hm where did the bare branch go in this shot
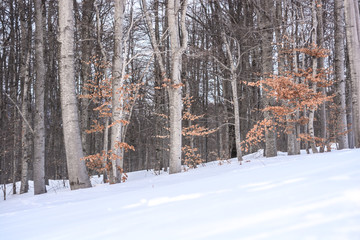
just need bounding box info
[4,92,34,134]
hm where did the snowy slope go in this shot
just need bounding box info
[1,149,360,240]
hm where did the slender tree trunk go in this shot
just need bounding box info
[335,0,349,149]
[317,0,327,152]
[110,0,126,183]
[19,72,30,194]
[231,74,243,162]
[299,5,308,154]
[12,114,19,194]
[58,0,91,190]
[223,102,230,159]
[291,11,300,155]
[308,0,319,154]
[344,0,360,147]
[215,76,224,158]
[33,0,47,195]
[185,81,194,150]
[220,30,243,162]
[346,65,355,148]
[19,0,31,194]
[222,73,231,158]
[154,0,165,171]
[259,0,277,157]
[295,109,301,154]
[167,0,188,174]
[80,0,94,157]
[142,0,169,171]
[103,117,109,183]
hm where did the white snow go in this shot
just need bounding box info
[1,149,360,240]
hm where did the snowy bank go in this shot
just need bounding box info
[1,149,360,240]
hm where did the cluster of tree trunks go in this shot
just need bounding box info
[0,0,359,195]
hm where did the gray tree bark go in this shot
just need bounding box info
[289,8,300,156]
[317,1,327,152]
[167,0,188,174]
[335,0,349,149]
[259,0,277,157]
[142,0,169,171]
[344,0,360,148]
[308,0,319,154]
[110,0,126,183]
[80,0,95,157]
[59,0,91,190]
[294,20,301,155]
[220,31,243,163]
[33,0,46,195]
[19,0,31,194]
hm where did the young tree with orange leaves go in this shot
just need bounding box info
[242,45,333,155]
[182,89,217,169]
[80,55,142,182]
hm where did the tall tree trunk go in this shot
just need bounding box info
[19,0,31,194]
[346,62,355,148]
[344,0,360,148]
[167,0,188,174]
[294,31,301,155]
[80,0,94,157]
[33,0,46,195]
[58,0,91,190]
[289,6,300,155]
[308,0,319,154]
[220,31,243,162]
[154,0,165,171]
[110,0,126,183]
[231,73,243,162]
[335,0,349,149]
[317,1,327,152]
[142,0,169,171]
[259,0,277,157]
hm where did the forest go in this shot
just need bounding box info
[0,0,360,195]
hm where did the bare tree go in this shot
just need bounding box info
[141,0,188,173]
[317,0,327,153]
[167,0,188,173]
[344,0,360,148]
[222,33,243,163]
[308,0,319,154]
[33,0,47,195]
[259,0,277,157]
[110,0,126,183]
[80,0,95,157]
[141,0,168,171]
[19,0,31,194]
[58,0,91,190]
[335,0,349,149]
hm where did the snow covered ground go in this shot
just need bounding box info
[1,149,360,240]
